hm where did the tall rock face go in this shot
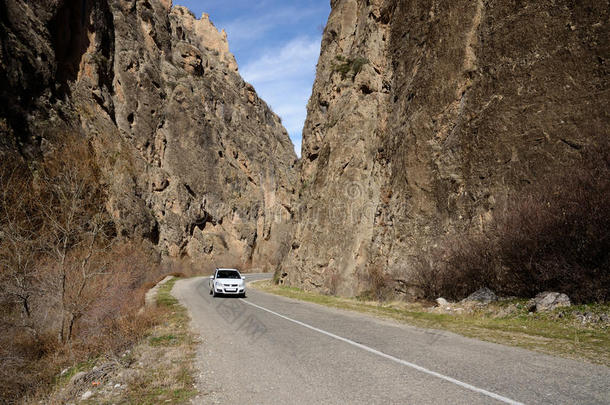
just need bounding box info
[0,0,297,270]
[280,0,608,295]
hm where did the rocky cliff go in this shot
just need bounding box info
[280,0,609,296]
[0,0,297,270]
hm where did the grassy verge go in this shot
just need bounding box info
[252,281,610,366]
[122,277,198,404]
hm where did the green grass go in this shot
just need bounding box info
[156,277,191,327]
[252,281,610,366]
[157,277,180,307]
[149,334,180,347]
[332,55,369,80]
[53,358,98,388]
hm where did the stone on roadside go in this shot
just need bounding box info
[436,297,449,307]
[463,287,497,304]
[528,292,571,312]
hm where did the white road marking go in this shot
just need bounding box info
[239,298,524,405]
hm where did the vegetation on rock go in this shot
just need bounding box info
[332,54,369,80]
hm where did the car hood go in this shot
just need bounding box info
[214,278,244,284]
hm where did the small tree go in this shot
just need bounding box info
[0,158,43,330]
[0,136,163,402]
[34,136,116,342]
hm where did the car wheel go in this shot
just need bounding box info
[212,290,217,297]
[209,288,212,295]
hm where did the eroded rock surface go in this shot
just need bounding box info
[0,0,297,270]
[279,0,609,295]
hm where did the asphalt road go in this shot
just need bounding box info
[173,274,610,404]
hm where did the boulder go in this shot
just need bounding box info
[463,288,497,304]
[435,297,449,307]
[528,292,571,312]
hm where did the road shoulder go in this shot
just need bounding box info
[251,280,610,366]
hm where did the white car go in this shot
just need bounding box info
[209,268,246,297]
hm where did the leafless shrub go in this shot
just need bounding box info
[414,143,610,303]
[160,256,209,279]
[324,268,343,295]
[411,257,443,299]
[359,263,394,301]
[0,136,165,403]
[0,156,42,328]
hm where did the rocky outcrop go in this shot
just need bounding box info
[528,292,571,312]
[0,0,297,270]
[279,0,609,295]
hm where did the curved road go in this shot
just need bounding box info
[173,274,609,404]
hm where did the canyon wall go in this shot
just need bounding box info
[280,0,609,296]
[0,0,297,270]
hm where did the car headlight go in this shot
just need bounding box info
[215,282,221,287]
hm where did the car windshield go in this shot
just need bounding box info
[216,270,240,279]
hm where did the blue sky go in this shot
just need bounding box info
[173,0,331,156]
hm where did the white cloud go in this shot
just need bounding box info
[241,37,320,158]
[219,6,324,49]
[241,37,320,83]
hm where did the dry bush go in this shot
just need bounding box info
[0,136,166,403]
[13,250,162,403]
[414,143,610,303]
[0,156,53,402]
[159,256,207,280]
[36,136,115,344]
[411,258,443,299]
[0,330,64,403]
[359,263,394,301]
[323,268,343,295]
[0,157,43,325]
[71,241,162,354]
